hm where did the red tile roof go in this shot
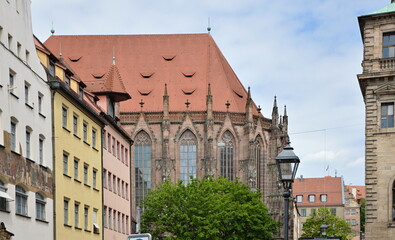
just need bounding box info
[293,176,344,206]
[44,34,262,114]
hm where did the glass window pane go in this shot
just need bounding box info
[384,35,389,46]
[389,105,394,115]
[390,35,395,45]
[390,47,395,58]
[389,116,394,128]
[383,48,389,58]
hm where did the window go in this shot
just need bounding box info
[122,181,125,198]
[38,94,43,114]
[135,131,152,207]
[24,82,30,105]
[381,103,394,128]
[308,195,315,203]
[65,75,70,86]
[63,153,69,175]
[108,98,115,117]
[296,195,303,203]
[117,141,120,159]
[112,137,115,155]
[25,50,30,65]
[103,169,107,188]
[351,209,357,215]
[122,214,125,233]
[346,209,350,215]
[104,206,107,228]
[83,122,88,142]
[84,205,89,230]
[301,209,306,217]
[113,175,116,194]
[73,114,78,135]
[107,133,111,153]
[9,70,15,95]
[320,194,327,202]
[74,202,79,227]
[26,129,31,159]
[121,145,124,162]
[125,149,129,166]
[351,219,357,226]
[117,178,121,196]
[346,199,350,205]
[93,209,98,233]
[0,180,9,211]
[49,61,55,77]
[93,169,97,189]
[103,130,107,149]
[64,199,69,225]
[16,185,28,216]
[109,208,112,229]
[62,106,68,128]
[113,209,116,232]
[125,183,129,200]
[331,208,336,216]
[74,159,79,180]
[180,130,197,184]
[218,131,234,181]
[17,42,21,57]
[39,137,44,165]
[84,164,88,185]
[118,212,121,232]
[383,32,395,58]
[92,128,97,148]
[10,120,16,152]
[108,172,112,191]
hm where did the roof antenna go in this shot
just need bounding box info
[207,17,211,34]
[51,21,55,35]
[112,46,116,65]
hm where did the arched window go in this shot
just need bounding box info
[135,131,151,207]
[16,185,28,216]
[218,131,234,181]
[36,193,46,221]
[179,130,197,184]
[254,136,263,189]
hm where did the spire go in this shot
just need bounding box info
[245,86,253,123]
[284,105,287,117]
[272,96,279,127]
[163,84,169,120]
[207,17,211,34]
[247,86,251,100]
[283,105,288,133]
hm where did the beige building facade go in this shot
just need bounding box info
[358,1,395,239]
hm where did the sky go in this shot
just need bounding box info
[31,0,392,186]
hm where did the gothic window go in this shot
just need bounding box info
[218,131,234,181]
[135,131,151,207]
[179,130,197,184]
[254,136,263,189]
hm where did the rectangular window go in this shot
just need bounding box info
[301,209,306,217]
[125,149,128,166]
[74,202,79,227]
[112,137,115,155]
[108,208,112,229]
[103,169,107,188]
[351,219,357,226]
[104,206,107,228]
[118,212,121,232]
[113,210,116,232]
[11,121,16,152]
[63,153,69,175]
[125,183,129,200]
[108,172,112,191]
[351,209,357,215]
[308,195,315,203]
[92,128,97,148]
[62,106,68,128]
[49,61,55,77]
[84,205,89,230]
[122,214,125,233]
[73,114,78,135]
[122,181,125,198]
[113,175,116,194]
[126,216,129,234]
[84,164,88,185]
[74,159,79,180]
[65,75,70,86]
[26,130,31,159]
[346,209,350,215]
[24,82,30,105]
[83,122,88,142]
[9,70,15,94]
[296,195,302,203]
[381,103,394,128]
[17,42,21,57]
[39,137,44,165]
[331,208,336,216]
[103,130,107,149]
[320,194,327,202]
[38,94,43,114]
[121,145,124,162]
[383,32,395,58]
[117,141,120,159]
[93,169,97,189]
[108,133,111,153]
[117,178,121,196]
[64,199,69,225]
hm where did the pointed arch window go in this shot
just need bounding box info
[135,131,151,207]
[218,131,234,181]
[254,136,263,189]
[180,130,197,184]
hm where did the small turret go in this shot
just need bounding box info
[245,87,253,123]
[163,84,169,120]
[272,96,278,127]
[283,105,288,133]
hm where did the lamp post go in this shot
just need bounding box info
[276,142,300,240]
[320,222,328,237]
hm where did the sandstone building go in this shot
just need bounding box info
[358,1,395,239]
[44,34,290,237]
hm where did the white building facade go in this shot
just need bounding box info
[0,0,53,239]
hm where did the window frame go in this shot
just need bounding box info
[383,32,395,58]
[35,193,46,221]
[16,185,28,216]
[381,102,394,128]
[308,194,315,203]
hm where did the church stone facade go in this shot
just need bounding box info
[44,34,291,238]
[358,1,395,239]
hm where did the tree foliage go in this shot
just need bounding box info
[360,198,365,233]
[301,207,352,240]
[141,177,278,240]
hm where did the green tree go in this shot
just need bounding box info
[302,207,353,240]
[360,198,365,233]
[141,177,278,240]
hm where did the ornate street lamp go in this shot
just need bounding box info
[320,222,328,237]
[276,142,300,240]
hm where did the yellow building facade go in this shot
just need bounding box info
[35,38,104,240]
